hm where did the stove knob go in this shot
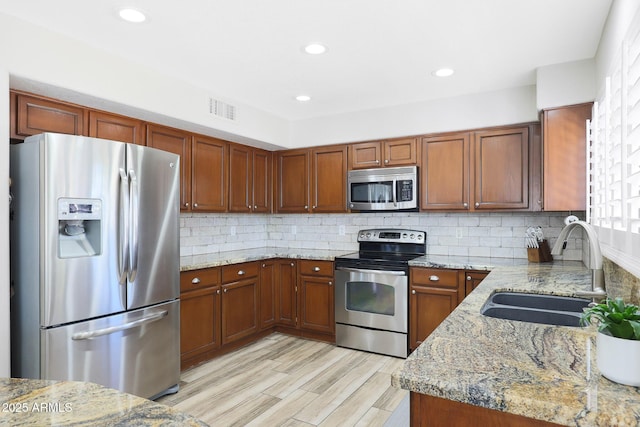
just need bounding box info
[366,232,372,238]
[418,234,424,240]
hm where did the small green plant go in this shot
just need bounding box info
[581,297,640,340]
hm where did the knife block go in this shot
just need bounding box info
[527,239,553,263]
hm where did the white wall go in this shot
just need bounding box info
[1,68,10,376]
[536,59,596,109]
[290,85,539,147]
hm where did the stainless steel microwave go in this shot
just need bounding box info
[347,166,418,211]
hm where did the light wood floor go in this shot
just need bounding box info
[158,333,409,426]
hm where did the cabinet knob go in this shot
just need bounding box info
[475,202,480,208]
[375,160,380,164]
[217,289,221,294]
[262,263,266,268]
[247,205,251,209]
[254,205,258,209]
[184,202,190,208]
[429,275,440,282]
[328,281,333,286]
[194,203,199,208]
[238,270,245,276]
[304,205,309,209]
[312,205,316,209]
[463,202,468,208]
[223,288,228,293]
[384,159,389,164]
[467,275,472,281]
[313,267,321,272]
[412,289,416,295]
[290,262,295,267]
[191,277,201,284]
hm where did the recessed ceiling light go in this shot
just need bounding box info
[432,68,455,77]
[304,43,327,55]
[295,95,311,102]
[119,8,146,23]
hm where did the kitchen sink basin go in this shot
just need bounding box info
[487,292,591,313]
[480,292,591,327]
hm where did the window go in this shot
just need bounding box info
[589,9,640,278]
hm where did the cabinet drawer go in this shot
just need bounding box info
[180,268,221,292]
[411,268,458,288]
[299,260,334,277]
[222,261,259,283]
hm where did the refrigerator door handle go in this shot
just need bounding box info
[70,310,168,340]
[128,169,139,283]
[118,168,130,285]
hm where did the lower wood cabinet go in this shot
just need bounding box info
[298,260,335,335]
[409,267,488,352]
[275,259,298,327]
[221,262,259,345]
[179,267,221,370]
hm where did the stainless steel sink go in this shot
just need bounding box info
[480,292,591,327]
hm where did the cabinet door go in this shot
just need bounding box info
[252,149,272,213]
[464,271,488,297]
[277,260,298,327]
[421,133,470,210]
[276,149,310,212]
[229,143,252,212]
[15,93,86,138]
[259,261,277,330]
[146,124,192,211]
[473,127,529,210]
[180,286,221,361]
[221,278,258,345]
[88,111,144,145]
[192,135,228,212]
[349,142,382,169]
[311,145,348,213]
[299,275,335,334]
[384,138,418,166]
[410,285,458,351]
[542,103,592,211]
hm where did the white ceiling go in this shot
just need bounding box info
[1,0,612,121]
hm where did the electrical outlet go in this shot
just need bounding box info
[456,228,463,239]
[339,225,346,236]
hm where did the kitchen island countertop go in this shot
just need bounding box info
[392,260,640,426]
[0,378,207,426]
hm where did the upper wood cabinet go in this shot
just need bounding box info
[191,135,228,212]
[349,137,419,169]
[473,125,533,210]
[421,133,470,210]
[229,143,271,213]
[11,91,87,140]
[146,124,192,211]
[541,103,592,211]
[88,111,144,145]
[276,145,347,213]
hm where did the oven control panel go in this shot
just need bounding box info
[357,228,425,243]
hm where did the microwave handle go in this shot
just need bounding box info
[392,179,397,207]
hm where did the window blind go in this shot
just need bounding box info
[589,8,640,278]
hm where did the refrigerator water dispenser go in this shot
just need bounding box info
[58,198,102,258]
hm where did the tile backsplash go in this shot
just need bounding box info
[180,211,585,261]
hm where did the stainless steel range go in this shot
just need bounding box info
[334,229,426,358]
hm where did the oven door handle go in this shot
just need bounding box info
[336,267,406,276]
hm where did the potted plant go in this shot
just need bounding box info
[581,297,640,386]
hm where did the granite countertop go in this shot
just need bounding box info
[392,260,640,426]
[180,247,352,271]
[0,378,207,426]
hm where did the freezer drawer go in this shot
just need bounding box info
[41,300,180,399]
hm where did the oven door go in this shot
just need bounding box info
[334,267,408,333]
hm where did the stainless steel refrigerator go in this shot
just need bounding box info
[10,133,181,400]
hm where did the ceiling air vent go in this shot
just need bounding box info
[209,97,237,121]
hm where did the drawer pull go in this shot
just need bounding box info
[191,277,201,284]
[313,267,321,272]
[412,289,416,295]
[467,275,472,281]
[238,270,245,276]
[291,263,295,267]
[328,281,333,286]
[429,275,440,282]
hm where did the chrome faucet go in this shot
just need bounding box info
[551,220,607,301]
